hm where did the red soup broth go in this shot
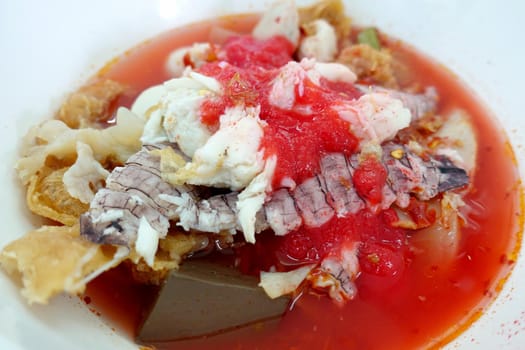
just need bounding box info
[83,14,523,350]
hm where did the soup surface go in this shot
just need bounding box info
[79,13,523,350]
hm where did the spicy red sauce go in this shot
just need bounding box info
[84,14,522,350]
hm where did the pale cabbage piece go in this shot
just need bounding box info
[169,105,266,191]
[434,109,478,175]
[17,107,144,186]
[237,155,276,243]
[26,167,89,226]
[259,265,315,299]
[0,225,126,304]
[409,193,465,267]
[397,111,477,266]
[62,142,110,204]
[252,0,300,46]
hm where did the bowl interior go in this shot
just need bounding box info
[0,1,523,349]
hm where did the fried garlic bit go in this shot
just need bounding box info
[337,44,399,88]
[0,225,126,304]
[58,79,125,129]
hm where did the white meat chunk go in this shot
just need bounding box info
[298,19,338,62]
[313,61,357,84]
[166,42,215,77]
[269,60,310,110]
[169,105,266,190]
[269,58,356,110]
[336,92,411,146]
[140,71,222,156]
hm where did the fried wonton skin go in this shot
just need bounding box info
[58,79,125,129]
[17,108,143,186]
[0,225,126,304]
[26,166,89,226]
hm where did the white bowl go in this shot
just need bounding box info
[1,1,523,349]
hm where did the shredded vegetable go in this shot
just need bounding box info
[357,27,381,50]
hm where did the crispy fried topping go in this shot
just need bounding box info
[58,79,125,128]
